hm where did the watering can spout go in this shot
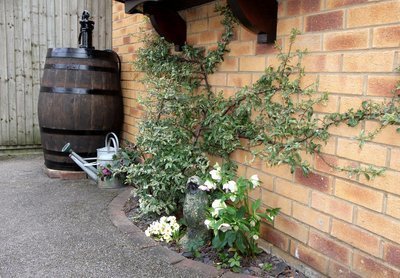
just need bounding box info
[61,143,98,181]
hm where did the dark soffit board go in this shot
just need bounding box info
[115,0,278,46]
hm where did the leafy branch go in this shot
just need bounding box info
[126,4,400,215]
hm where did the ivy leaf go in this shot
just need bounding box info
[348,118,359,127]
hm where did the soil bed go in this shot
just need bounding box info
[124,196,307,278]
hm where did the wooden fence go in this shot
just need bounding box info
[0,0,112,150]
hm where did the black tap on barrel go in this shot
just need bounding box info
[78,10,95,49]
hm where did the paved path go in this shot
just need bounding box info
[0,155,205,278]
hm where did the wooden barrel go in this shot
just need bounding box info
[38,48,123,171]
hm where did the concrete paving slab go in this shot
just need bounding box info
[0,155,207,278]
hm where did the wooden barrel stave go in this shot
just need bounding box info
[38,48,123,171]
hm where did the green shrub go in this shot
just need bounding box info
[202,163,279,257]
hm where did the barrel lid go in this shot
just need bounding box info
[47,48,118,61]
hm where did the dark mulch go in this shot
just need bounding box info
[124,197,307,278]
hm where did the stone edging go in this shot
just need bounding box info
[108,188,256,278]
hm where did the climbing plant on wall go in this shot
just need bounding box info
[124,4,400,215]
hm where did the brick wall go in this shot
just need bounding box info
[112,0,400,276]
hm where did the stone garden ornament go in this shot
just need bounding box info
[179,176,210,252]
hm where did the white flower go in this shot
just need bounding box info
[198,185,209,191]
[211,209,219,218]
[213,162,221,171]
[145,217,180,242]
[211,199,227,218]
[250,220,256,227]
[223,180,237,193]
[212,199,227,209]
[204,219,212,229]
[229,195,237,202]
[167,216,176,222]
[204,180,216,190]
[253,235,259,240]
[250,175,260,188]
[210,169,221,182]
[218,223,232,232]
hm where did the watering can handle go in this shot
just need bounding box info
[105,132,119,153]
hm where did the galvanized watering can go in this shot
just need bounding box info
[62,132,123,188]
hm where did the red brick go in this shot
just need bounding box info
[198,31,218,44]
[364,121,400,147]
[187,33,200,45]
[290,242,329,274]
[302,54,341,72]
[306,11,343,32]
[292,203,330,233]
[387,195,400,219]
[331,219,381,257]
[239,27,257,41]
[326,0,367,9]
[188,19,208,33]
[384,242,400,268]
[255,43,278,55]
[227,73,252,87]
[353,252,400,278]
[336,138,387,167]
[329,261,362,278]
[274,215,309,244]
[311,191,353,222]
[343,51,394,73]
[218,57,239,72]
[239,56,266,71]
[230,149,252,165]
[335,179,384,212]
[262,164,294,181]
[275,179,310,204]
[294,169,331,193]
[309,231,351,264]
[185,5,209,21]
[228,41,254,56]
[43,167,87,180]
[208,15,224,30]
[329,121,362,138]
[357,208,400,244]
[207,73,227,86]
[373,25,400,48]
[286,0,322,16]
[315,154,359,181]
[260,223,289,251]
[347,2,400,28]
[262,191,292,216]
[319,74,364,95]
[367,76,399,97]
[289,34,322,52]
[391,148,400,171]
[324,30,369,51]
[277,17,303,36]
[359,170,400,196]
